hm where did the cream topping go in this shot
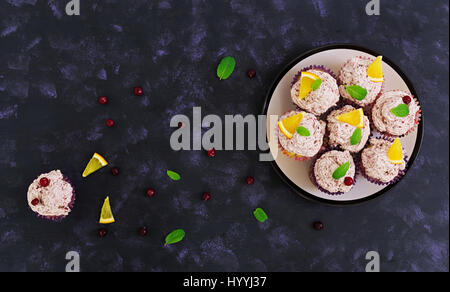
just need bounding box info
[314,150,355,193]
[27,170,74,217]
[372,90,420,136]
[291,69,340,116]
[361,138,406,183]
[339,57,383,107]
[278,111,326,157]
[327,105,371,153]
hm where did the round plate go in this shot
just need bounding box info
[262,44,423,205]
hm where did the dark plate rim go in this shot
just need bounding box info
[261,43,424,206]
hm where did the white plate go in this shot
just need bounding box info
[264,44,423,205]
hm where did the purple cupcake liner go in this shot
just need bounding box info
[357,137,409,186]
[31,174,76,222]
[338,56,384,110]
[309,147,358,196]
[291,65,338,88]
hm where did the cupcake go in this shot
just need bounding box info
[27,170,75,221]
[361,138,406,185]
[371,90,421,137]
[291,66,340,116]
[311,150,356,195]
[338,56,384,108]
[277,110,326,160]
[327,105,371,153]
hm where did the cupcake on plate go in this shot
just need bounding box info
[338,56,384,108]
[310,150,356,195]
[27,170,75,221]
[371,90,421,137]
[327,105,371,153]
[291,66,340,116]
[277,110,326,161]
[360,138,407,185]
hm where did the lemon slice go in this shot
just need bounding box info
[387,138,404,165]
[82,153,108,177]
[367,56,384,83]
[99,196,115,224]
[278,113,304,139]
[298,72,321,100]
[335,108,365,128]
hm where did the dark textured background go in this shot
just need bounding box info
[0,0,448,272]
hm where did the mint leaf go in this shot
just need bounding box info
[167,170,181,181]
[217,56,236,80]
[332,162,350,180]
[346,85,367,101]
[350,128,362,145]
[391,104,410,117]
[311,79,322,91]
[165,229,185,245]
[296,126,311,137]
[253,208,268,223]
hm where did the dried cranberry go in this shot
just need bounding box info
[146,188,155,197]
[207,148,216,158]
[246,176,255,185]
[247,69,257,79]
[98,228,108,237]
[111,167,119,176]
[178,122,183,128]
[313,221,324,231]
[134,86,144,96]
[202,192,211,201]
[106,119,115,127]
[39,177,50,187]
[98,96,108,105]
[139,227,148,237]
[344,177,354,186]
[31,198,40,206]
[402,96,412,105]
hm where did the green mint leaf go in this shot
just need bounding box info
[165,229,185,245]
[332,162,350,180]
[346,85,367,101]
[391,104,410,117]
[296,126,311,137]
[253,208,268,223]
[350,128,362,145]
[311,78,322,91]
[216,56,236,80]
[167,170,181,181]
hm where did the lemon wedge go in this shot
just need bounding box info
[82,153,108,177]
[335,108,365,128]
[99,196,115,224]
[278,113,304,139]
[298,72,321,99]
[387,138,404,165]
[367,56,384,83]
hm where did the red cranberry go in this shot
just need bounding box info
[98,96,108,105]
[139,227,148,237]
[111,167,119,176]
[98,228,107,237]
[134,86,144,96]
[146,188,155,197]
[313,221,324,231]
[178,122,183,128]
[402,96,412,105]
[202,192,211,201]
[31,198,40,206]
[106,119,115,127]
[207,148,216,158]
[39,177,50,187]
[247,69,257,79]
[246,176,255,185]
[344,177,354,186]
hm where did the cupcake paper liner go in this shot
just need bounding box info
[31,175,76,222]
[291,65,338,88]
[309,147,359,196]
[338,55,384,110]
[357,136,409,186]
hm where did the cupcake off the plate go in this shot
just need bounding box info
[371,90,421,137]
[291,66,340,116]
[278,110,326,160]
[27,170,75,221]
[311,150,356,195]
[327,105,371,153]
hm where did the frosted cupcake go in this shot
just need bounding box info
[277,110,326,160]
[27,170,75,221]
[361,138,406,185]
[371,90,421,137]
[327,105,371,153]
[338,56,384,108]
[311,150,356,195]
[291,66,340,116]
